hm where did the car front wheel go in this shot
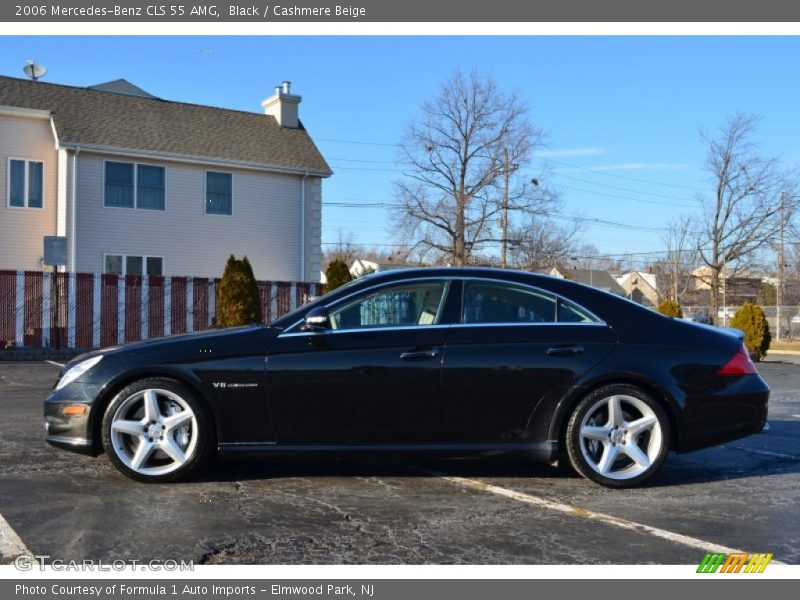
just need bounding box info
[101,378,212,483]
[565,384,670,488]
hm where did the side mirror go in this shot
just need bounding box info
[303,306,330,331]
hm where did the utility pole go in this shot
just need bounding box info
[501,148,510,269]
[777,195,786,341]
[673,250,679,303]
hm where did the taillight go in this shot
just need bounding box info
[717,345,757,375]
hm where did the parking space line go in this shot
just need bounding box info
[0,512,32,563]
[44,360,65,368]
[720,445,800,461]
[420,468,785,562]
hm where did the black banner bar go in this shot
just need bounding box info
[3,0,800,22]
[3,579,797,600]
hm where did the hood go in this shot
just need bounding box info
[65,325,280,370]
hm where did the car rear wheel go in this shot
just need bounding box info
[101,378,212,483]
[565,384,670,488]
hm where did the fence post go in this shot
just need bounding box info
[14,271,24,347]
[187,278,194,332]
[290,282,298,310]
[117,275,125,345]
[42,272,51,348]
[67,272,76,349]
[141,276,149,340]
[92,274,101,349]
[208,278,216,327]
[164,278,172,337]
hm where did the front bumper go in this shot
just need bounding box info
[44,382,104,456]
[677,374,769,452]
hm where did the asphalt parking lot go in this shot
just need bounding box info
[0,360,798,565]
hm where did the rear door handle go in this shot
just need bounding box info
[400,349,440,361]
[546,345,584,357]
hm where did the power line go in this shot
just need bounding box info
[318,134,710,192]
[318,137,396,147]
[548,172,697,206]
[534,156,708,192]
[323,200,669,233]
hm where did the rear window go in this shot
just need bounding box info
[462,281,601,325]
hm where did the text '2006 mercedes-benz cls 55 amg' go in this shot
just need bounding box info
[44,267,769,487]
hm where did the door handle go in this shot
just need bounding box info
[546,345,584,357]
[400,349,440,361]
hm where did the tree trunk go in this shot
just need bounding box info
[709,267,720,325]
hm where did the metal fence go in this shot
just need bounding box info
[683,305,800,338]
[0,270,321,350]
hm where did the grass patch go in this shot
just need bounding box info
[770,340,800,352]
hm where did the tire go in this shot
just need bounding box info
[101,377,213,483]
[565,384,670,488]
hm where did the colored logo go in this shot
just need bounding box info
[697,552,773,573]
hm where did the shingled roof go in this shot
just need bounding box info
[0,75,332,176]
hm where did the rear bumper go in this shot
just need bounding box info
[43,382,103,456]
[677,374,769,453]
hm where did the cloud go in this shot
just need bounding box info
[536,147,605,158]
[584,162,690,172]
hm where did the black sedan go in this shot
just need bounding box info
[44,267,769,487]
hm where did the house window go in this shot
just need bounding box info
[205,171,232,215]
[104,161,165,210]
[8,158,44,208]
[137,165,165,210]
[104,254,164,276]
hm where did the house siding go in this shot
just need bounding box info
[0,114,57,270]
[73,152,317,280]
[304,176,323,282]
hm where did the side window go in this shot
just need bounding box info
[463,282,556,324]
[558,298,599,323]
[136,165,165,210]
[105,162,135,208]
[104,254,164,276]
[8,159,44,208]
[329,281,447,331]
[206,172,233,215]
[104,255,123,275]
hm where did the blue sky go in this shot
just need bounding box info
[2,36,799,265]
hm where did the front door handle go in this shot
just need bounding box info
[400,349,440,361]
[546,345,584,357]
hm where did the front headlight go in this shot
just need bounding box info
[55,355,103,390]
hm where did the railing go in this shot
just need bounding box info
[0,270,321,350]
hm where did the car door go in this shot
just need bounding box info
[266,278,453,444]
[440,279,617,443]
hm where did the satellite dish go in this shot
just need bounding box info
[23,61,47,81]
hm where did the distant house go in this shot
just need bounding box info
[691,266,761,305]
[549,266,625,296]
[350,258,411,278]
[0,75,331,281]
[616,270,660,306]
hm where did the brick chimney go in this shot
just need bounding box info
[262,81,301,128]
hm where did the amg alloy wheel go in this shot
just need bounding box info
[565,384,670,488]
[101,378,212,482]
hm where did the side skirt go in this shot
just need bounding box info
[217,441,557,462]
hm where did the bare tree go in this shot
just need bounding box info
[322,230,360,270]
[508,216,584,273]
[568,242,625,273]
[697,113,798,321]
[655,215,699,304]
[394,69,547,265]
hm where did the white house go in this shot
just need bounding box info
[0,76,331,281]
[349,258,411,278]
[616,270,660,306]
